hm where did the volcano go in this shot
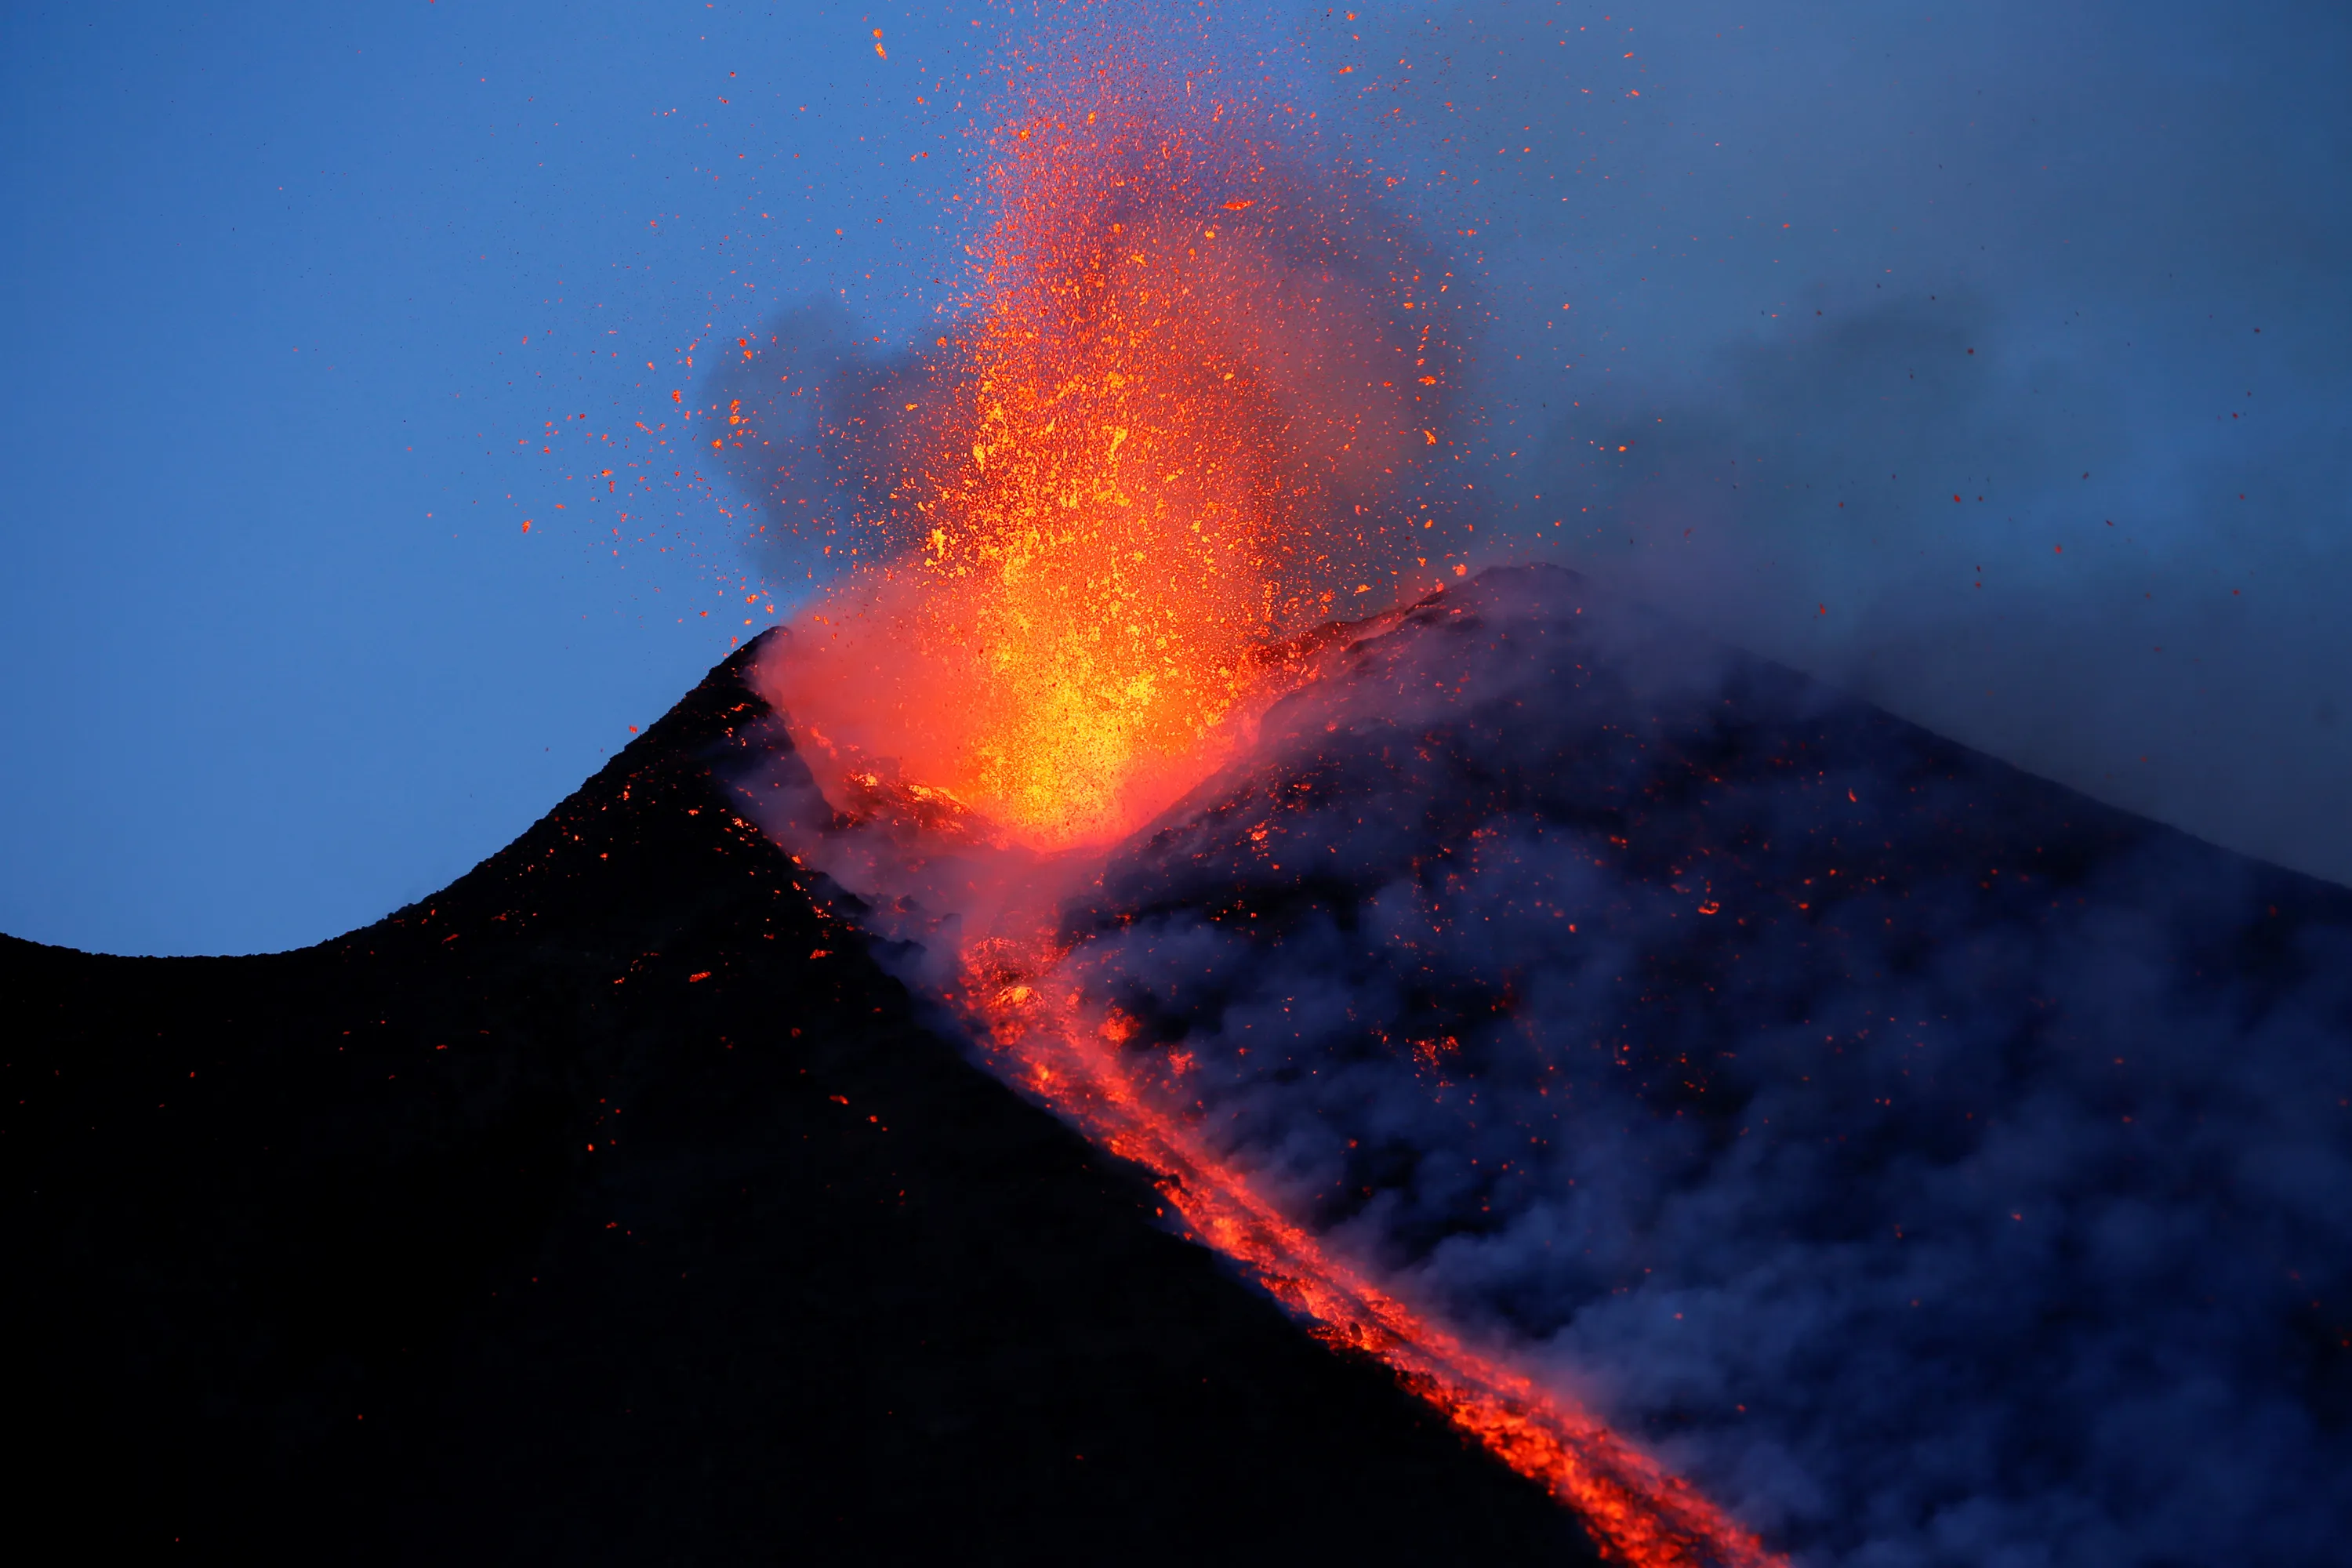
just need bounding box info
[14,566,2349,1566]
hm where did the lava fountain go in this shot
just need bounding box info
[745,52,1777,1568]
[755,53,1460,848]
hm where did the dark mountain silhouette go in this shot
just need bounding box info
[1,633,1597,1566]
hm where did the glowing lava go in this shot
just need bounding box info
[749,51,1779,1568]
[759,60,1451,847]
[966,928,1780,1568]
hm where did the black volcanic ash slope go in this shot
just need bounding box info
[0,633,1595,1567]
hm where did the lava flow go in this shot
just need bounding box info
[964,930,1777,1568]
[748,52,1777,1568]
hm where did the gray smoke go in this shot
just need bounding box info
[1017,565,2352,1566]
[1298,0,2352,889]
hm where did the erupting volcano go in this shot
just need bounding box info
[739,49,1775,1568]
[15,22,2350,1568]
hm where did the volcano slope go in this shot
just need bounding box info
[1030,564,2352,1566]
[0,635,1599,1566]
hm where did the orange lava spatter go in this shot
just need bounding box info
[753,48,1780,1567]
[762,56,1452,847]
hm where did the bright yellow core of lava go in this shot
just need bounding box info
[759,73,1447,848]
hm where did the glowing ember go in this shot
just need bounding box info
[748,47,1779,1568]
[760,58,1454,847]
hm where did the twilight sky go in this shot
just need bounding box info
[3,0,2346,956]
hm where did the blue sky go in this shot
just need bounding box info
[4,0,2346,954]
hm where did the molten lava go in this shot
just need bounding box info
[760,64,1454,847]
[967,929,1778,1568]
[749,53,1779,1568]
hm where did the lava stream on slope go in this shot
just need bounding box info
[729,43,1776,1566]
[960,913,1778,1568]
